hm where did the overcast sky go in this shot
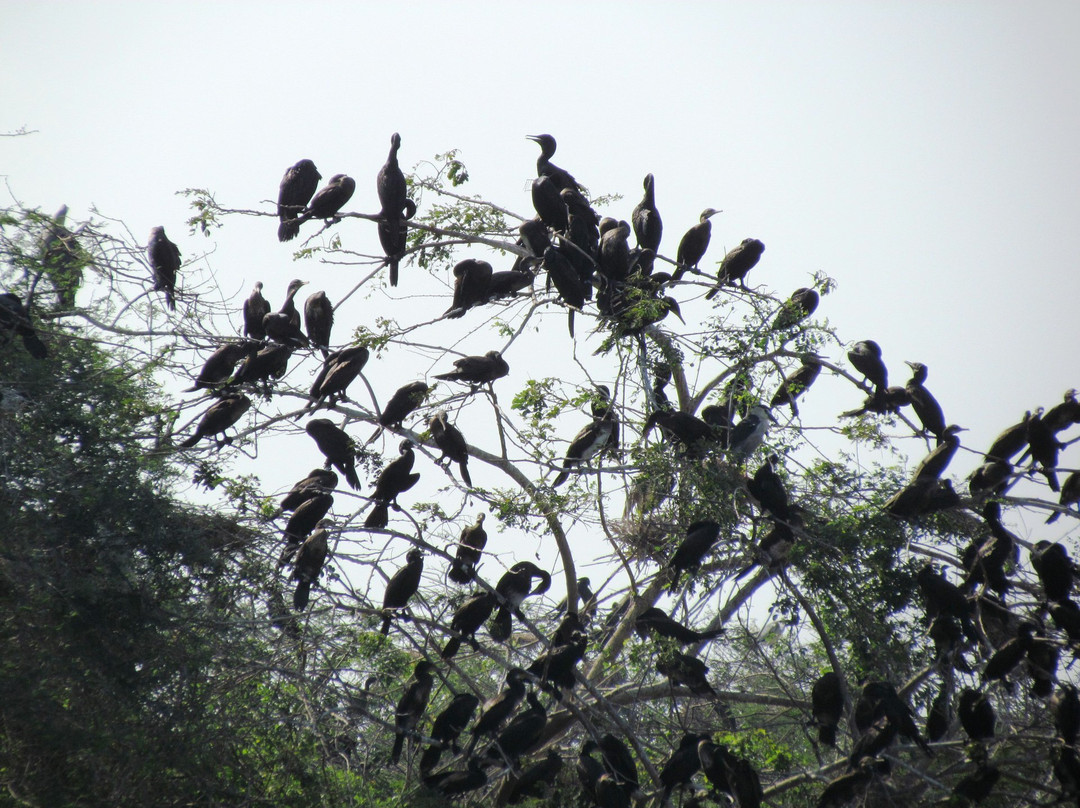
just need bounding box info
[4,2,1079,586]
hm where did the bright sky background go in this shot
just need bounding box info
[4,2,1080,599]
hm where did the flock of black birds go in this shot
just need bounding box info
[7,132,1080,807]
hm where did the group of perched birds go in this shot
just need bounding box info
[10,131,1079,807]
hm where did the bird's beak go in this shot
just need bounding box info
[667,299,685,324]
[904,360,916,369]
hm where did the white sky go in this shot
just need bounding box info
[4,2,1080,598]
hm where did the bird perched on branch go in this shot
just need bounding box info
[147,226,180,311]
[527,133,582,192]
[447,513,486,584]
[277,159,321,242]
[263,279,310,347]
[381,548,424,635]
[491,562,551,641]
[391,660,434,764]
[178,394,250,448]
[441,591,497,659]
[303,291,333,357]
[378,381,430,430]
[444,258,493,319]
[631,173,662,252]
[291,520,329,610]
[365,440,420,529]
[706,237,764,298]
[635,607,723,644]
[305,418,361,490]
[297,173,355,229]
[304,345,369,415]
[771,286,819,331]
[434,350,509,387]
[278,468,338,514]
[551,411,617,488]
[428,410,472,487]
[673,208,720,281]
[0,293,49,360]
[187,342,259,392]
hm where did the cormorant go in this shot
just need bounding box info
[186,341,259,392]
[423,759,488,797]
[643,409,716,453]
[853,680,931,756]
[598,733,639,795]
[551,414,616,488]
[506,749,563,805]
[467,668,527,753]
[433,350,509,386]
[441,591,497,658]
[769,355,822,416]
[542,245,587,311]
[734,515,800,581]
[811,671,844,747]
[378,380,430,429]
[904,361,947,440]
[1027,408,1064,492]
[1045,389,1080,433]
[631,173,662,252]
[958,688,995,741]
[666,520,722,579]
[277,159,321,242]
[242,281,270,340]
[1030,540,1073,603]
[706,237,764,297]
[263,279,310,347]
[278,468,338,513]
[526,637,586,694]
[531,176,568,232]
[659,734,705,803]
[305,345,369,413]
[729,405,775,457]
[634,607,723,644]
[951,758,1000,806]
[527,134,581,192]
[380,548,424,635]
[484,690,547,764]
[490,562,551,642]
[419,692,480,772]
[517,217,552,260]
[595,773,632,808]
[39,205,85,309]
[771,287,819,331]
[147,226,180,311]
[292,520,329,610]
[447,513,486,584]
[303,291,333,357]
[1052,684,1080,746]
[231,342,292,386]
[926,688,950,742]
[673,208,720,281]
[178,394,251,448]
[305,418,361,490]
[429,410,472,487]
[1048,470,1080,523]
[597,219,631,283]
[444,258,493,319]
[986,410,1032,462]
[747,454,789,521]
[376,133,416,286]
[816,758,889,808]
[657,651,716,696]
[912,424,966,482]
[561,187,601,290]
[279,495,334,567]
[0,293,48,359]
[487,268,535,299]
[366,440,420,527]
[297,173,356,227]
[847,340,888,393]
[391,660,434,764]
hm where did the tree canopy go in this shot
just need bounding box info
[2,135,1079,808]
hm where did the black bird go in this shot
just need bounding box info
[447,513,486,584]
[697,739,734,796]
[517,218,551,261]
[631,173,662,252]
[853,680,931,756]
[769,355,822,416]
[1027,408,1064,492]
[543,245,588,310]
[380,548,424,635]
[468,668,527,752]
[1051,684,1080,745]
[277,158,321,242]
[278,468,338,513]
[926,688,950,742]
[147,226,180,311]
[1045,389,1080,433]
[433,350,509,386]
[366,440,420,528]
[904,361,947,440]
[958,688,995,741]
[657,651,716,696]
[771,287,819,331]
[506,749,563,805]
[961,502,1016,596]
[747,454,789,521]
[595,773,632,808]
[635,606,723,645]
[913,424,966,482]
[263,279,310,347]
[444,258,493,318]
[561,187,601,288]
[378,216,409,288]
[659,733,705,802]
[484,690,547,764]
[527,133,581,192]
[306,345,370,413]
[1047,470,1080,523]
[917,564,975,635]
[577,740,606,803]
[39,205,85,309]
[186,342,260,392]
[986,410,1032,463]
[968,459,1013,500]
[551,415,616,488]
[1031,540,1073,603]
[847,340,889,394]
[598,733,639,793]
[673,208,720,281]
[706,237,765,297]
[526,637,586,694]
[305,418,361,490]
[378,381,430,429]
[423,759,488,797]
[666,520,722,579]
[597,219,632,283]
[816,758,889,808]
[1026,628,1059,698]
[487,269,535,299]
[376,133,416,286]
[279,494,334,567]
[231,342,292,387]
[242,281,271,340]
[951,758,1000,806]
[491,562,551,642]
[441,591,497,658]
[291,520,329,610]
[298,173,356,227]
[178,394,251,448]
[0,293,48,359]
[428,410,472,487]
[419,692,480,772]
[811,671,844,746]
[734,515,799,581]
[644,409,716,453]
[531,176,569,232]
[391,660,434,764]
[982,620,1034,689]
[303,291,334,357]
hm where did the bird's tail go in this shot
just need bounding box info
[818,724,837,747]
[344,463,362,491]
[178,432,201,448]
[391,732,405,764]
[293,580,312,611]
[419,744,443,773]
[21,332,47,360]
[490,606,512,642]
[458,460,472,488]
[447,561,472,585]
[365,501,389,529]
[278,220,300,242]
[380,611,392,636]
[441,636,461,659]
